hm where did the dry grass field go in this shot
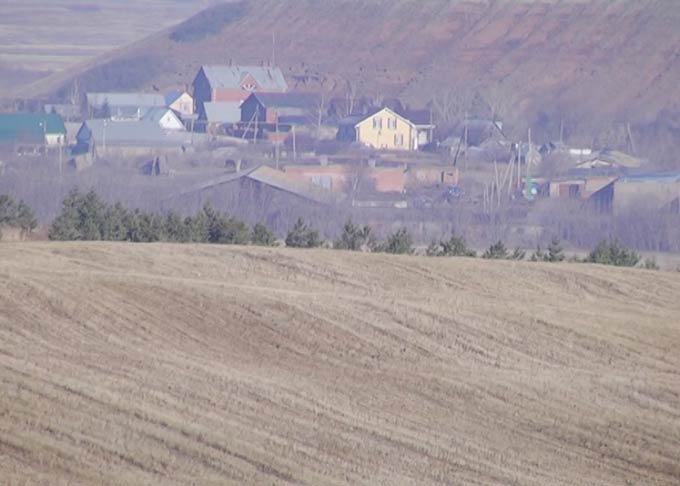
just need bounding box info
[1,242,679,485]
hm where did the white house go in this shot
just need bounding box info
[142,107,186,131]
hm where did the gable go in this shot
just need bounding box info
[355,108,414,130]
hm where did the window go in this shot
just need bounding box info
[372,117,382,130]
[242,82,256,91]
[388,117,397,129]
[394,134,404,147]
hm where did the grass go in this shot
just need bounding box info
[0,242,679,484]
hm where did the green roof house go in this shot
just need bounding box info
[0,113,67,147]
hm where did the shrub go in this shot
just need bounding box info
[587,240,640,267]
[334,219,373,251]
[251,222,277,246]
[0,195,37,236]
[379,228,414,255]
[285,218,322,248]
[509,248,526,260]
[482,240,508,259]
[427,233,476,257]
[545,238,565,262]
[642,257,659,270]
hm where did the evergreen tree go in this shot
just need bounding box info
[15,201,37,232]
[334,219,372,251]
[482,240,508,259]
[380,228,414,254]
[427,233,475,257]
[285,218,322,248]
[251,222,276,246]
[587,240,640,267]
[545,238,565,262]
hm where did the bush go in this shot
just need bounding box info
[587,240,640,267]
[426,233,476,257]
[251,222,277,246]
[531,238,565,262]
[509,248,526,260]
[379,228,414,255]
[334,219,373,251]
[642,257,659,270]
[0,195,37,236]
[482,240,508,259]
[285,218,322,248]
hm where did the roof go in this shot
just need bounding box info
[170,165,338,205]
[164,90,190,105]
[86,92,166,109]
[246,92,319,110]
[352,107,417,128]
[397,109,434,126]
[0,113,66,143]
[618,172,680,184]
[199,65,288,91]
[203,102,241,124]
[76,119,188,146]
[142,107,182,125]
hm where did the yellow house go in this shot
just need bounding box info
[337,107,419,151]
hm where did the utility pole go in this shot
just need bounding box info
[463,111,468,171]
[102,120,107,155]
[292,125,297,161]
[275,109,279,170]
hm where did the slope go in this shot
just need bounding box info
[1,242,679,485]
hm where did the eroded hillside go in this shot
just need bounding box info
[1,242,679,485]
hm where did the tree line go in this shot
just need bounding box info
[0,189,661,270]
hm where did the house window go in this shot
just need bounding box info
[394,134,404,147]
[373,117,382,130]
[388,117,397,129]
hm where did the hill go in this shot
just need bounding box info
[1,242,679,485]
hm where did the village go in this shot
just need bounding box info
[0,63,679,248]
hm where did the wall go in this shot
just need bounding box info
[355,111,416,151]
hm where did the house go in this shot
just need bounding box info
[192,65,288,119]
[201,102,242,133]
[86,92,166,119]
[398,109,436,147]
[164,90,194,117]
[0,113,67,147]
[142,107,186,131]
[283,163,407,193]
[613,172,680,214]
[336,107,421,151]
[74,119,191,158]
[240,92,320,126]
[548,176,617,212]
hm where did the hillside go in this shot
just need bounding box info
[0,0,207,94]
[1,242,679,485]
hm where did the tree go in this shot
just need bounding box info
[587,240,640,267]
[334,219,373,251]
[545,237,565,262]
[164,210,192,243]
[426,233,475,257]
[48,189,107,241]
[379,228,414,255]
[509,248,526,260]
[482,240,509,259]
[285,218,322,248]
[251,222,276,246]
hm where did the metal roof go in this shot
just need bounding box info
[170,165,338,205]
[164,90,190,106]
[203,102,241,123]
[86,92,166,109]
[141,107,184,127]
[200,65,288,91]
[247,92,319,109]
[0,113,66,143]
[76,119,189,146]
[619,172,680,183]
